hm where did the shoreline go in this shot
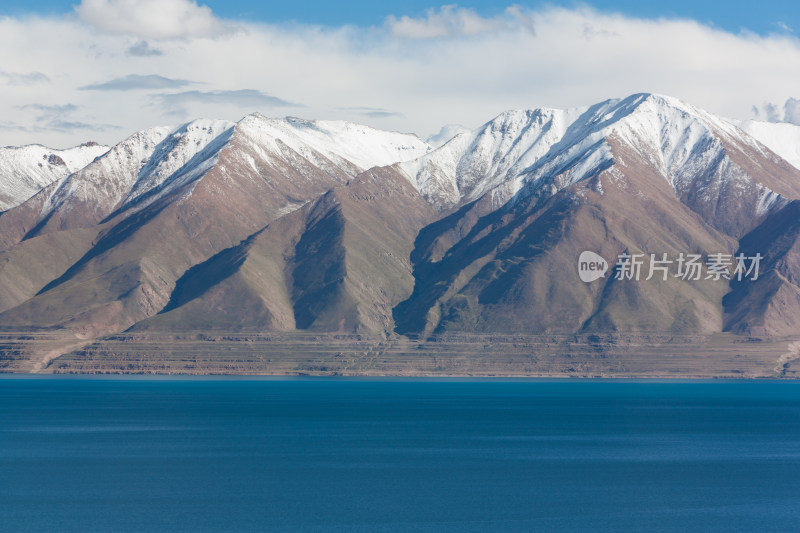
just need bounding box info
[2,373,798,382]
[2,331,799,379]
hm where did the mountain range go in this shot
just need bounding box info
[2,93,800,373]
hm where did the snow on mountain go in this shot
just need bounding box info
[36,119,235,224]
[401,93,786,210]
[401,106,586,207]
[506,94,788,213]
[114,114,432,217]
[38,126,172,222]
[0,143,109,211]
[122,119,236,206]
[234,114,430,175]
[732,119,800,170]
[5,97,798,228]
[5,113,431,234]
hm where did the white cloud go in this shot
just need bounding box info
[6,103,120,134]
[755,97,800,125]
[127,41,164,56]
[151,89,299,118]
[16,103,79,117]
[0,70,50,85]
[785,98,800,125]
[80,74,195,91]
[75,0,227,40]
[339,107,405,119]
[0,5,799,148]
[386,4,535,39]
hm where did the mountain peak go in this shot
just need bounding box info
[398,91,787,211]
[4,95,800,363]
[233,112,430,173]
[0,142,110,211]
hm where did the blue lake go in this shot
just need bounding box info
[1,377,799,532]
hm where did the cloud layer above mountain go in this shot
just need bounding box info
[753,97,800,125]
[0,1,799,147]
[75,0,227,40]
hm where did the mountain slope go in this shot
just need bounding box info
[2,94,800,349]
[394,94,800,336]
[0,142,109,211]
[394,137,733,336]
[723,200,800,336]
[132,166,435,334]
[0,115,430,337]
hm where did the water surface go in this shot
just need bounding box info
[1,377,799,532]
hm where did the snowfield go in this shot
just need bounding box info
[2,94,798,220]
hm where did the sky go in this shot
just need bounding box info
[1,0,799,148]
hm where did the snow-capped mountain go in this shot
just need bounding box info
[394,94,800,338]
[235,114,431,172]
[32,119,234,232]
[0,110,435,340]
[400,94,795,216]
[2,93,800,366]
[3,115,430,242]
[0,142,109,211]
[402,106,584,207]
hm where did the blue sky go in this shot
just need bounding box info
[187,0,800,35]
[1,0,799,147]
[3,0,798,35]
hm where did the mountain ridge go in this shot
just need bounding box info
[2,93,800,373]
